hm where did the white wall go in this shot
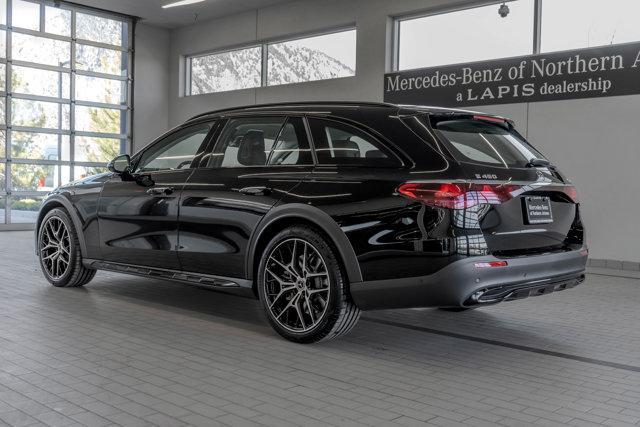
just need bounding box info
[165,0,640,264]
[528,97,640,264]
[133,23,171,152]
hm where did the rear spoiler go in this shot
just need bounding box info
[471,114,515,130]
[410,110,516,129]
[396,106,514,126]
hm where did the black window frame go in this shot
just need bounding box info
[130,120,219,174]
[305,116,404,168]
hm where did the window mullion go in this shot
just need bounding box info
[392,18,401,72]
[75,37,129,52]
[125,19,134,155]
[10,26,72,43]
[533,0,542,54]
[39,1,45,33]
[70,8,76,182]
[5,0,11,224]
[185,56,192,96]
[261,44,268,87]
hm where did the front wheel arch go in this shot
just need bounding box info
[36,197,88,258]
[37,207,96,287]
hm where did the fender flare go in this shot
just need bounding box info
[245,203,363,284]
[36,195,88,258]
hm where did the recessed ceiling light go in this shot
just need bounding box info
[162,0,206,8]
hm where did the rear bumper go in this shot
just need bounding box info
[350,248,588,310]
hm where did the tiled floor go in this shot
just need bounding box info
[1,231,639,427]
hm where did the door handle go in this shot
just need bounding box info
[146,187,174,196]
[239,186,271,196]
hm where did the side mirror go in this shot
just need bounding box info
[108,154,131,174]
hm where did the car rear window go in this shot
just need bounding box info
[428,115,545,168]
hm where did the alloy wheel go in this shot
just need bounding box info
[264,238,331,333]
[40,217,71,280]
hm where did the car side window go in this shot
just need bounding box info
[267,117,312,166]
[208,116,312,168]
[308,118,400,167]
[136,124,212,173]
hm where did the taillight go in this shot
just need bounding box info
[562,186,579,203]
[397,182,521,209]
[544,184,579,203]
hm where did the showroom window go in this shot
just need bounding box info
[189,46,262,95]
[394,0,640,70]
[186,28,356,95]
[0,0,132,226]
[266,30,356,86]
[541,0,640,53]
[395,1,535,70]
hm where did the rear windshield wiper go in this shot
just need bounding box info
[526,158,552,168]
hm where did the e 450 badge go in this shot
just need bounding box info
[475,174,498,180]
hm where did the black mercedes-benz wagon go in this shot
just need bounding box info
[36,102,587,343]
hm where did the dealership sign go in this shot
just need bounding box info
[384,42,640,107]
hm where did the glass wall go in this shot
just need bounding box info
[0,0,132,226]
[187,28,356,95]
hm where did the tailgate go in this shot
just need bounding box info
[479,188,580,255]
[425,113,584,255]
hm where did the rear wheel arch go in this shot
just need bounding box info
[247,204,363,293]
[256,225,361,342]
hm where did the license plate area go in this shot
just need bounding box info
[523,196,553,224]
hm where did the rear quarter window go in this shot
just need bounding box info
[308,118,401,167]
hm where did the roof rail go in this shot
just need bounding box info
[186,101,398,122]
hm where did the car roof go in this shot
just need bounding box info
[185,101,508,123]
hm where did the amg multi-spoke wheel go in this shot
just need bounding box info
[264,238,330,333]
[38,208,96,287]
[258,226,360,343]
[40,216,71,280]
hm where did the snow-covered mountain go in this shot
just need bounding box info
[190,44,355,94]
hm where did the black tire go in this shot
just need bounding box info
[37,208,96,288]
[257,226,361,343]
[438,307,476,312]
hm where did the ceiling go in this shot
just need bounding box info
[73,0,297,28]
